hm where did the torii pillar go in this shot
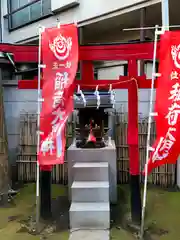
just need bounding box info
[128,59,141,224]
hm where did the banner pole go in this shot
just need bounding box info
[36,26,43,229]
[140,25,159,239]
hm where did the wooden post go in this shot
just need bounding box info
[40,170,52,219]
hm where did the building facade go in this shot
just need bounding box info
[0,0,178,164]
[2,0,161,43]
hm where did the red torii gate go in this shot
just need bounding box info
[0,43,38,62]
[18,41,159,173]
[17,41,159,223]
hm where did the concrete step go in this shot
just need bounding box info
[73,162,109,182]
[71,181,109,202]
[67,144,116,164]
[69,230,110,240]
[69,202,110,230]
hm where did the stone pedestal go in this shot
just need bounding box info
[67,141,117,204]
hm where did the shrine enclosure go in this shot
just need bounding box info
[0,41,159,222]
[15,41,159,177]
[0,42,160,178]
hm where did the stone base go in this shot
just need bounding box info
[71,181,109,202]
[73,162,109,182]
[69,230,110,240]
[69,202,110,230]
[67,141,117,204]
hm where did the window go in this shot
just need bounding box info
[8,0,51,29]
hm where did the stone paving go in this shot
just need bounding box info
[69,230,110,240]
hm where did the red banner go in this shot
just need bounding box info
[146,31,180,174]
[38,24,78,166]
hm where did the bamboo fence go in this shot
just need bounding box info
[16,112,176,187]
[17,113,71,184]
[115,112,176,187]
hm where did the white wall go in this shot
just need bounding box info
[1,0,160,43]
[3,87,38,163]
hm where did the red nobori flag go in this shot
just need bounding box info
[145,31,180,174]
[38,24,78,166]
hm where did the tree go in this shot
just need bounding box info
[0,87,9,205]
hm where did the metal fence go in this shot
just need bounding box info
[15,112,176,187]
